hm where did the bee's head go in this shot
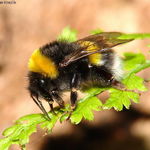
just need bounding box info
[28,72,54,101]
[27,48,60,100]
[27,72,56,120]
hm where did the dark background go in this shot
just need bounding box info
[0,0,150,149]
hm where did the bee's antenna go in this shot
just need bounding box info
[30,94,51,121]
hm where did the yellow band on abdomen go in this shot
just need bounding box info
[79,41,102,65]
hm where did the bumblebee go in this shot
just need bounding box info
[28,32,133,120]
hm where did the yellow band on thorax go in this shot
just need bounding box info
[28,49,58,78]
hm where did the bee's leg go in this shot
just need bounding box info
[70,88,78,109]
[48,100,54,112]
[70,73,78,109]
[111,78,140,94]
[47,99,56,114]
[111,78,125,90]
[66,74,78,120]
[51,91,64,108]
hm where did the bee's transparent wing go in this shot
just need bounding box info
[60,32,133,67]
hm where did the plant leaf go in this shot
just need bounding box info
[0,113,58,150]
[123,52,146,71]
[118,33,150,40]
[123,73,147,91]
[103,88,139,111]
[70,88,104,124]
[71,96,102,124]
[57,26,77,42]
[90,29,103,35]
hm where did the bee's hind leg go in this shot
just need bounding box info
[111,78,125,90]
[111,78,140,94]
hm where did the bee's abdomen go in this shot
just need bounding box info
[99,50,124,81]
[81,51,124,88]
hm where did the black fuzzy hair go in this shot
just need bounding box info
[40,41,80,65]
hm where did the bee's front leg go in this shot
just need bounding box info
[47,99,57,115]
[51,90,64,108]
